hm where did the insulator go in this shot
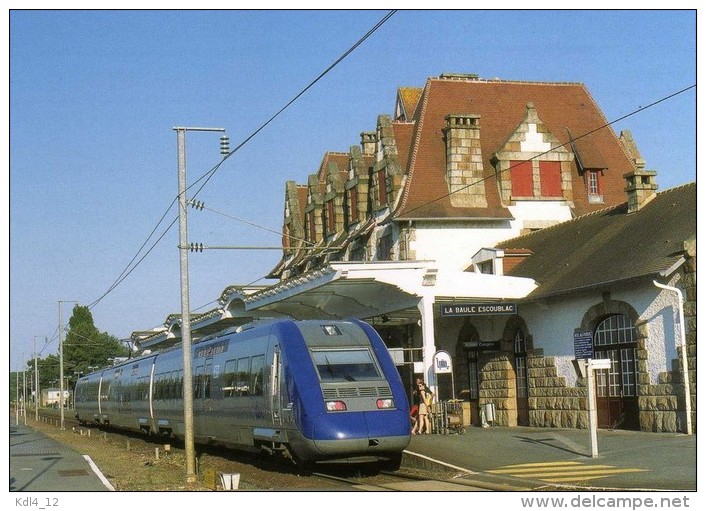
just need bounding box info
[189,243,204,252]
[220,135,230,156]
[190,200,205,210]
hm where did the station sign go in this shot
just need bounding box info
[574,329,594,359]
[440,303,517,316]
[463,340,501,351]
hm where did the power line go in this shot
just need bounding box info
[200,204,315,248]
[192,10,398,194]
[399,84,696,218]
[87,10,397,311]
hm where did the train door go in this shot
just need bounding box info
[270,345,283,425]
[194,358,214,437]
[593,314,639,430]
[97,375,104,419]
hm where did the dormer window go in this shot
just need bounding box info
[586,170,604,204]
[477,261,494,274]
[470,248,504,275]
[377,232,393,260]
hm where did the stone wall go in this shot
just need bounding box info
[527,350,589,429]
[478,353,515,426]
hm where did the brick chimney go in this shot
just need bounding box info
[443,114,487,208]
[360,131,376,156]
[623,164,658,213]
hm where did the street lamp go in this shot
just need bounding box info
[58,300,78,430]
[172,126,228,484]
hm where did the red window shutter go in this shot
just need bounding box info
[540,161,562,197]
[377,170,387,205]
[349,187,358,221]
[511,160,533,196]
[326,201,335,233]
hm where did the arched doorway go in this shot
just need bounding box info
[593,314,639,430]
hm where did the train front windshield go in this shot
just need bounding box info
[311,349,383,382]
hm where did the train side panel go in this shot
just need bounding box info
[74,319,410,467]
[75,371,104,424]
[192,327,280,449]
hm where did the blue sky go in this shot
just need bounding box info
[8,9,697,370]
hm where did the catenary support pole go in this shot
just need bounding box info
[173,125,227,483]
[176,127,197,483]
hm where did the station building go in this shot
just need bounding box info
[131,73,696,433]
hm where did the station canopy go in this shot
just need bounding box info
[132,261,537,351]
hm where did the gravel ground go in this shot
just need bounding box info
[25,414,344,491]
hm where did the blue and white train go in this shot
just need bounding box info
[74,319,411,468]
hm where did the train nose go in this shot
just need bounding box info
[310,410,409,457]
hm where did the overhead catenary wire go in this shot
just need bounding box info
[88,81,695,315]
[87,10,398,311]
[399,84,696,218]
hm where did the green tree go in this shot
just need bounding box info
[62,305,129,386]
[21,354,60,391]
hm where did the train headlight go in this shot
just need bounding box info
[325,400,347,412]
[376,398,395,409]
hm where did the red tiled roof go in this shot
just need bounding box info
[317,152,349,181]
[392,121,415,173]
[396,77,636,219]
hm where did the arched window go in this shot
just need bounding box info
[514,329,528,398]
[455,320,480,401]
[593,314,639,429]
[594,314,637,397]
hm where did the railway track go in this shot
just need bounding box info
[26,409,427,490]
[311,468,491,491]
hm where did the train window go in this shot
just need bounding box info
[194,365,204,398]
[251,355,265,396]
[311,349,382,382]
[236,358,251,395]
[204,360,212,399]
[223,359,237,397]
[162,371,171,399]
[155,374,162,400]
[322,325,342,336]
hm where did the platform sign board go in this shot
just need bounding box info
[433,350,456,400]
[440,303,517,316]
[574,329,594,359]
[433,350,453,374]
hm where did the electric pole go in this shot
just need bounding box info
[173,126,228,483]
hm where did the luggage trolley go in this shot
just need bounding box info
[430,400,466,435]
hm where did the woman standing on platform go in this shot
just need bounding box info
[413,382,433,434]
